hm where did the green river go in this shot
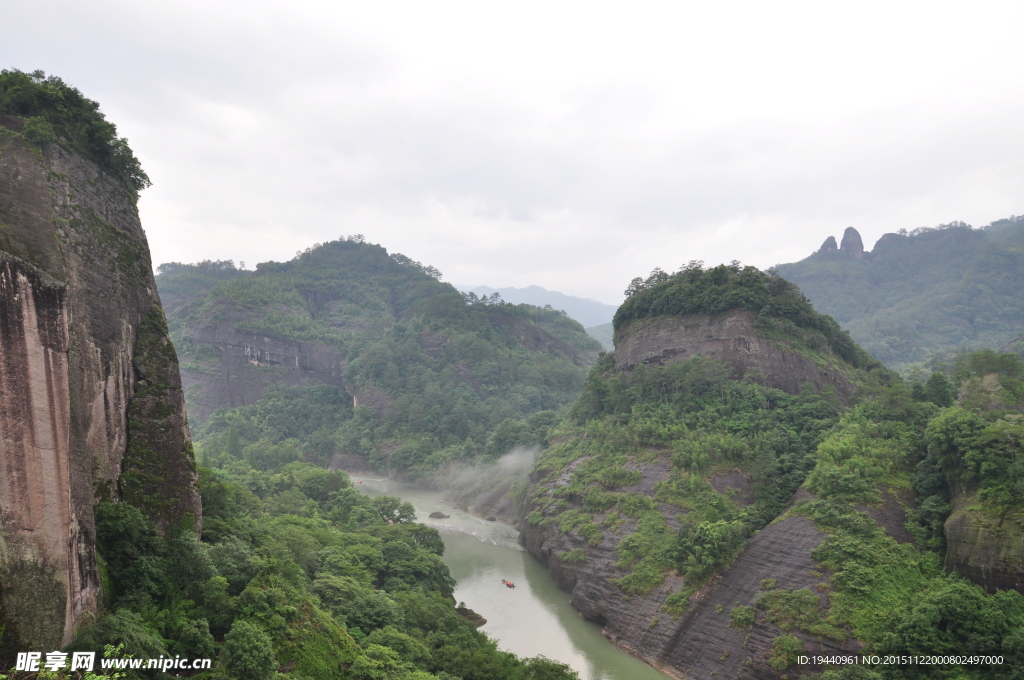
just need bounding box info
[356,478,671,680]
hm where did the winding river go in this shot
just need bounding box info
[356,478,671,680]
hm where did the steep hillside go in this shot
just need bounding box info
[157,242,601,482]
[521,263,1024,679]
[775,218,1024,368]
[0,70,198,652]
[585,322,613,351]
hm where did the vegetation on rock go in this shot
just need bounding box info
[0,69,150,194]
[525,256,1024,678]
[531,353,844,599]
[615,262,877,370]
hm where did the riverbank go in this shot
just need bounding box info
[354,477,671,680]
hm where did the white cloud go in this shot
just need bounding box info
[4,0,1022,303]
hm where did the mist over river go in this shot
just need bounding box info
[356,478,671,680]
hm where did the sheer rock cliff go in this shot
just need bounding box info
[0,117,200,651]
[944,490,1024,594]
[613,310,856,404]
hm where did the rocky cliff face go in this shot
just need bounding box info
[521,473,857,679]
[176,319,347,425]
[839,227,864,258]
[613,310,856,404]
[0,117,200,651]
[944,491,1024,594]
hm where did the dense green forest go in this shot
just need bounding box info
[157,239,600,483]
[0,68,150,194]
[70,459,577,679]
[775,217,1024,369]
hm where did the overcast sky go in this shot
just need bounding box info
[4,1,1022,304]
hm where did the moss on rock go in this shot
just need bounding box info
[120,303,200,535]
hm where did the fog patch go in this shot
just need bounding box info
[444,446,540,523]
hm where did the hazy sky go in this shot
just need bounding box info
[4,1,1022,304]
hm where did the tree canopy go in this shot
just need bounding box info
[0,69,150,194]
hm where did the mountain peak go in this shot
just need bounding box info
[840,227,864,258]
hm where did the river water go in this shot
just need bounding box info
[356,478,671,680]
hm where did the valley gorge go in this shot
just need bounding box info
[2,69,1024,680]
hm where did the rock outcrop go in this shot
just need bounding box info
[944,491,1024,594]
[839,227,864,258]
[0,117,199,650]
[176,319,347,425]
[613,310,856,404]
[522,268,874,678]
[818,235,838,253]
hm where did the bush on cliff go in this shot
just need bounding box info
[0,69,150,193]
[787,355,1024,678]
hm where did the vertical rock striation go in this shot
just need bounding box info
[612,310,857,404]
[0,118,200,650]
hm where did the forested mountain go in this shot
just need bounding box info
[521,261,1024,679]
[12,64,1024,680]
[156,238,602,483]
[775,216,1024,368]
[582,322,613,352]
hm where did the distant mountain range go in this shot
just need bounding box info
[454,284,617,327]
[775,215,1024,368]
[454,284,618,350]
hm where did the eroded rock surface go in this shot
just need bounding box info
[945,491,1024,593]
[522,473,856,679]
[0,120,199,648]
[177,319,347,425]
[839,227,865,258]
[613,310,855,403]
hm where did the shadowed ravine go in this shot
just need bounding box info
[356,478,671,680]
